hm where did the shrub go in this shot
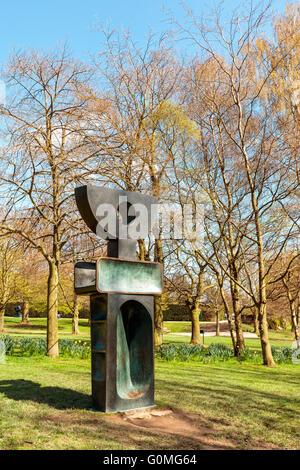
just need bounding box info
[268,318,281,330]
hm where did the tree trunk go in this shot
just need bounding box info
[0,307,5,333]
[138,239,149,261]
[231,282,245,353]
[215,310,220,336]
[258,302,275,366]
[154,238,163,347]
[47,261,59,358]
[289,299,299,342]
[235,313,245,352]
[154,296,163,347]
[21,300,30,324]
[253,307,259,335]
[72,292,80,335]
[241,146,274,366]
[190,302,201,344]
[218,276,237,353]
[283,279,300,342]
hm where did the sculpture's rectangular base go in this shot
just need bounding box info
[90,293,155,413]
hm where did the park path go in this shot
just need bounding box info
[170,331,259,338]
[5,329,89,336]
[165,321,259,339]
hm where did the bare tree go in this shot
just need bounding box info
[173,2,299,365]
[0,237,23,332]
[0,46,104,357]
[267,250,300,341]
[91,31,183,346]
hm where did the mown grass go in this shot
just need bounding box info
[163,334,294,350]
[4,317,295,350]
[163,321,295,351]
[0,356,299,450]
[4,316,90,339]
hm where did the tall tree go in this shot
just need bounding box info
[0,46,101,357]
[174,2,299,365]
[92,31,183,346]
[0,237,23,333]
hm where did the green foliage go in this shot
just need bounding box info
[156,343,206,362]
[59,339,90,359]
[0,336,90,359]
[15,337,47,356]
[1,334,295,364]
[0,335,14,354]
[156,342,294,364]
[268,318,281,330]
[271,346,293,364]
[28,301,73,318]
[239,348,259,362]
[207,343,233,359]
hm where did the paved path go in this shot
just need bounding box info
[5,330,89,336]
[167,331,259,339]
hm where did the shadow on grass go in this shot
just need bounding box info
[155,368,300,428]
[6,323,47,330]
[0,379,91,410]
[0,380,231,450]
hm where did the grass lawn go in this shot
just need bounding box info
[0,356,299,450]
[162,334,294,350]
[4,317,295,350]
[163,321,295,351]
[4,316,90,340]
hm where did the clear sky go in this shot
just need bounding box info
[0,0,289,64]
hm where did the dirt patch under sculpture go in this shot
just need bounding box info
[105,408,234,450]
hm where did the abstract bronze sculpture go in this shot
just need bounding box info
[74,185,162,412]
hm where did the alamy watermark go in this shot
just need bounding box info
[292,340,300,365]
[292,80,300,108]
[95,198,204,246]
[0,80,6,106]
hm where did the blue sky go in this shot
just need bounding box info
[0,0,289,64]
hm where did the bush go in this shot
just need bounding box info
[280,318,290,330]
[268,318,281,330]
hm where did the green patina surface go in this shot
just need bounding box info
[97,259,162,294]
[116,301,153,400]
